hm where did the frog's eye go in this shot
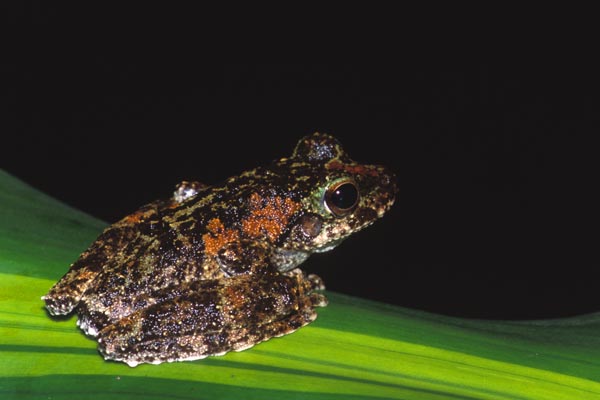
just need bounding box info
[324,180,360,217]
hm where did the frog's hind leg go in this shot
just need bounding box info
[44,195,185,317]
[95,271,327,367]
[42,221,139,316]
[43,250,108,316]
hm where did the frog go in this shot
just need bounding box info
[43,132,397,367]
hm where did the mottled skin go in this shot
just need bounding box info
[43,132,396,366]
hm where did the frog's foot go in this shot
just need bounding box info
[42,290,79,316]
[42,268,95,316]
[231,277,328,353]
[231,307,321,354]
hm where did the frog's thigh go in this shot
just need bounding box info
[96,273,324,366]
[43,249,110,315]
[43,222,141,315]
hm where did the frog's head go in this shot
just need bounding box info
[271,132,397,271]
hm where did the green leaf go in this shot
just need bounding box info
[1,168,600,400]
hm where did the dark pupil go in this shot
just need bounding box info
[329,183,358,210]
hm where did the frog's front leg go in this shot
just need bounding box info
[215,240,274,276]
[96,270,327,367]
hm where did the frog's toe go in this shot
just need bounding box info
[75,297,115,336]
[42,293,78,316]
[307,273,326,291]
[77,312,105,337]
[310,292,328,308]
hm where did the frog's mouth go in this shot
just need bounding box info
[313,238,344,253]
[270,236,346,272]
[271,248,311,272]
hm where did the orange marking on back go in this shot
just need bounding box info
[242,193,301,242]
[202,218,239,256]
[124,212,142,224]
[123,208,155,224]
[166,201,179,209]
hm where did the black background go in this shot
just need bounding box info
[4,59,598,320]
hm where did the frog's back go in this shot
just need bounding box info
[43,175,301,323]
